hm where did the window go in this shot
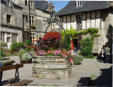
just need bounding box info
[76,15,82,30]
[6,0,10,6]
[75,1,83,7]
[26,15,28,22]
[12,34,18,42]
[7,14,11,24]
[30,1,34,9]
[30,16,34,26]
[32,16,34,25]
[25,0,28,6]
[76,15,82,24]
[0,32,5,42]
[7,37,10,42]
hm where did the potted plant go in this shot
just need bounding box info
[22,53,32,64]
[72,54,83,65]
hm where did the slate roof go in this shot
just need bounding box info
[57,1,110,16]
[35,0,49,13]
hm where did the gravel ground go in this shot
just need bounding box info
[2,56,112,87]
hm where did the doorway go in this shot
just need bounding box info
[73,39,81,52]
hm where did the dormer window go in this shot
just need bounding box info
[5,0,12,7]
[75,1,83,7]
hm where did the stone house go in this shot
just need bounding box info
[0,0,23,49]
[0,0,55,48]
[57,1,113,54]
[0,0,36,49]
[32,1,55,45]
[21,0,36,42]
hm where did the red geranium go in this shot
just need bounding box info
[42,32,60,41]
[41,31,60,50]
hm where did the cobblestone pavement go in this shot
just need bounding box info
[2,56,112,87]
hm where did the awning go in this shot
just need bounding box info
[32,39,38,41]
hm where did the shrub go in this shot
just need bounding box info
[25,48,31,52]
[10,42,18,52]
[10,42,24,52]
[17,42,24,49]
[80,37,93,58]
[22,53,32,61]
[19,50,26,58]
[0,50,4,60]
[25,40,31,46]
[65,34,71,50]
[0,42,7,48]
[0,50,4,57]
[42,31,60,50]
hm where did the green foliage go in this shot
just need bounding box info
[25,48,31,52]
[45,53,53,56]
[87,28,98,33]
[25,40,31,46]
[22,53,32,61]
[72,54,83,65]
[84,54,94,58]
[0,50,4,57]
[0,42,7,48]
[65,34,71,50]
[17,42,24,49]
[10,42,24,52]
[61,27,99,45]
[19,50,26,58]
[10,42,18,52]
[0,50,4,60]
[91,74,97,80]
[80,37,93,58]
[61,27,99,38]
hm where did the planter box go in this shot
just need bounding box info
[32,56,72,79]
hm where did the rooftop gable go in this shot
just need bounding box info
[57,1,110,16]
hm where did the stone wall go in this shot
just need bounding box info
[1,2,23,28]
[92,9,113,54]
[0,0,23,49]
[32,56,72,79]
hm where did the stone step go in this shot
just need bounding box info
[33,58,66,62]
[33,61,67,64]
[32,68,71,79]
[33,64,69,69]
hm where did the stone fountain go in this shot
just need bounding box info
[32,56,72,79]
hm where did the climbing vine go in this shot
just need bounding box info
[61,27,100,58]
[61,27,99,41]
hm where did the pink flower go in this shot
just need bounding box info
[53,50,61,56]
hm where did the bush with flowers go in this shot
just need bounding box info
[36,31,76,65]
[37,49,72,58]
[42,31,60,50]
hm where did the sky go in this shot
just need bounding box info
[50,1,69,12]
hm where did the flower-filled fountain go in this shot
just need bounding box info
[32,31,72,79]
[32,2,72,79]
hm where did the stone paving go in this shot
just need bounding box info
[2,56,112,87]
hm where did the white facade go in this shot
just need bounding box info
[59,10,113,53]
[61,11,102,30]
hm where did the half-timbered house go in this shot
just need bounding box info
[57,1,113,54]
